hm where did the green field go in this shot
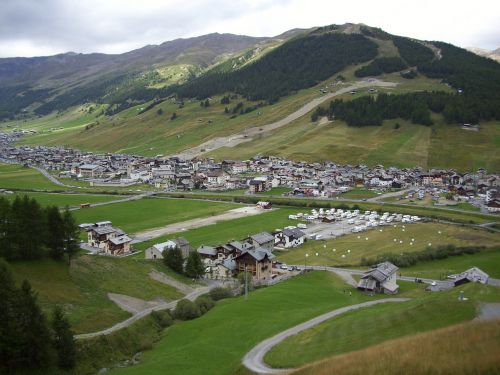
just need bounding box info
[111,271,382,375]
[0,163,65,190]
[207,117,500,171]
[133,206,301,251]
[276,222,500,267]
[265,282,499,369]
[5,69,486,171]
[8,256,186,333]
[339,187,380,199]
[401,248,500,279]
[12,84,321,156]
[72,197,235,234]
[2,191,123,207]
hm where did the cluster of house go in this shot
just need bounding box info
[144,229,306,282]
[79,221,132,255]
[0,132,498,211]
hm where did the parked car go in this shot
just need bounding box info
[280,263,288,270]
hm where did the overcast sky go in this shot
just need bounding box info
[1,0,499,58]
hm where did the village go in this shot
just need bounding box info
[1,132,499,213]
[75,202,495,299]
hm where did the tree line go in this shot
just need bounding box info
[0,195,79,262]
[174,33,378,102]
[0,259,76,373]
[163,246,205,278]
[312,89,500,127]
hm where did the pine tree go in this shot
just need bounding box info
[0,197,11,259]
[46,206,65,260]
[184,251,204,278]
[164,246,184,274]
[17,280,51,370]
[62,207,79,265]
[52,306,76,370]
[0,259,23,372]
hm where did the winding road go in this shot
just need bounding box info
[75,286,211,340]
[242,298,411,374]
[172,79,398,160]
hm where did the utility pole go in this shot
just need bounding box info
[245,263,248,301]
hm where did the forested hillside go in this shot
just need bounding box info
[175,33,378,102]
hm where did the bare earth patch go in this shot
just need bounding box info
[107,293,166,314]
[149,269,195,295]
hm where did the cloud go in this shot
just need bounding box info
[0,0,498,57]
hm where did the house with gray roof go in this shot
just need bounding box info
[86,222,131,255]
[275,228,306,248]
[357,262,399,294]
[234,247,275,281]
[247,231,275,251]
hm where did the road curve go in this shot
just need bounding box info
[242,298,411,374]
[75,286,211,340]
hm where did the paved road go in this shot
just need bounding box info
[132,206,272,243]
[75,286,211,340]
[172,79,398,160]
[366,188,412,202]
[242,298,411,374]
[68,191,154,211]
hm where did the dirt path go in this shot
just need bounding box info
[242,298,411,374]
[149,269,195,294]
[107,293,166,314]
[172,79,398,160]
[132,206,273,243]
[76,286,212,340]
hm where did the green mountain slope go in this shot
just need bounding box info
[3,23,500,171]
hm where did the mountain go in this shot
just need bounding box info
[466,47,500,62]
[0,33,275,119]
[2,23,500,171]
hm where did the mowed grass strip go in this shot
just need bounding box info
[292,318,500,375]
[276,222,500,267]
[112,272,377,375]
[2,191,123,207]
[9,256,186,334]
[0,163,65,190]
[72,197,236,234]
[133,206,301,251]
[265,282,496,368]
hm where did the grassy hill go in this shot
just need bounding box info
[291,318,500,375]
[8,256,187,333]
[3,23,500,171]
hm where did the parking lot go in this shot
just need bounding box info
[287,208,422,241]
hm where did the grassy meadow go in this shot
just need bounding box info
[207,117,500,171]
[111,271,381,375]
[265,282,497,368]
[401,248,500,279]
[132,206,301,251]
[72,197,235,234]
[276,222,500,267]
[0,163,66,190]
[8,256,186,333]
[4,67,482,171]
[292,318,500,375]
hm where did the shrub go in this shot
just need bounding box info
[151,310,173,328]
[208,287,233,301]
[195,295,215,315]
[173,299,199,320]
